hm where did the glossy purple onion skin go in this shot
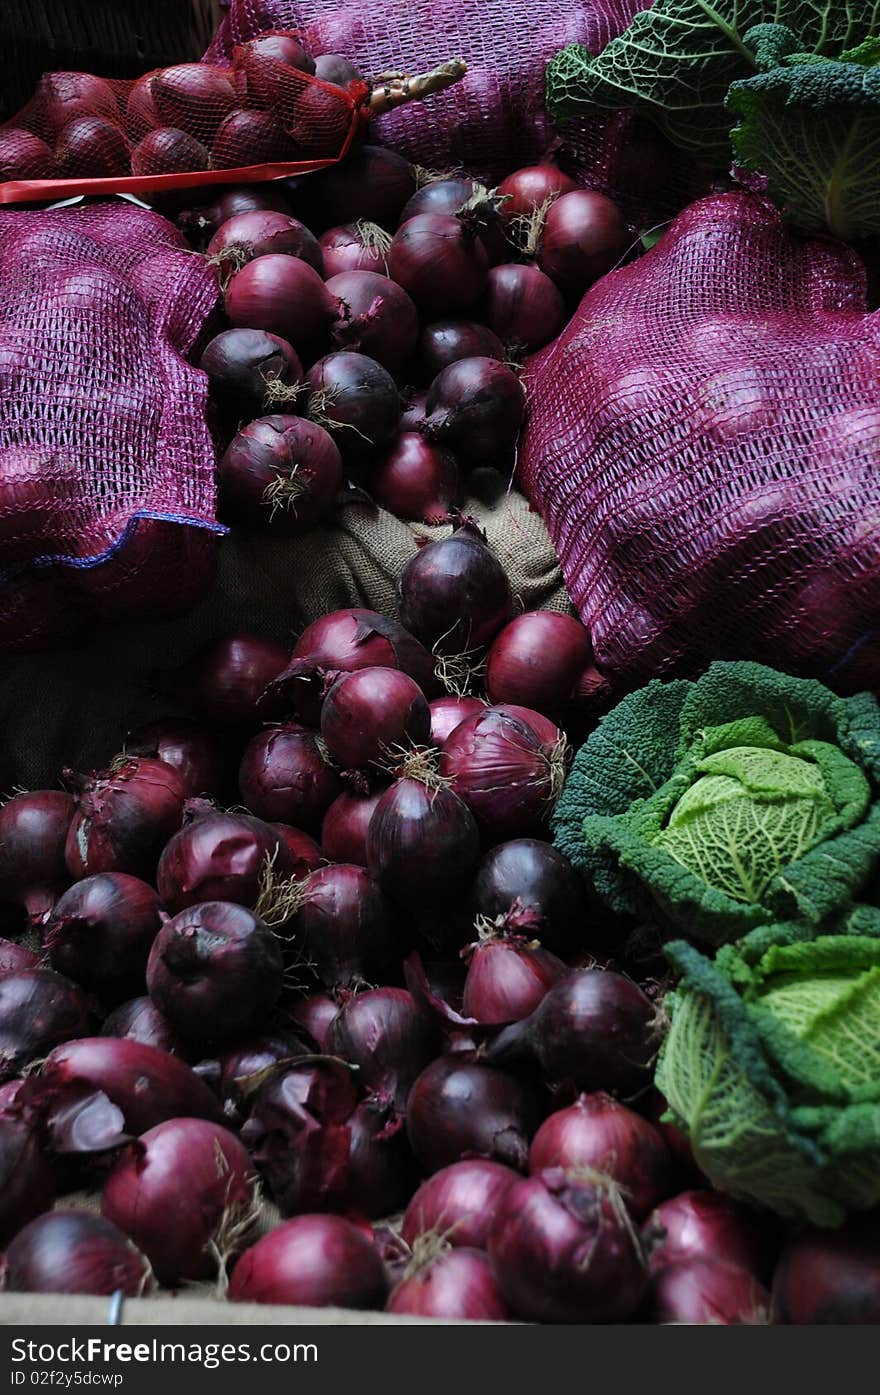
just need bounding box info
[1,1209,152,1297]
[470,839,588,958]
[419,320,504,380]
[650,1259,770,1325]
[45,873,162,1004]
[125,719,226,799]
[320,668,431,771]
[0,969,91,1081]
[0,790,74,921]
[238,725,342,832]
[157,808,292,914]
[41,1036,222,1135]
[366,778,480,908]
[101,996,186,1056]
[228,1214,388,1308]
[285,864,397,990]
[772,1219,880,1324]
[0,1112,55,1246]
[406,1054,542,1174]
[200,328,302,416]
[321,790,385,866]
[642,1189,779,1283]
[388,1247,510,1320]
[330,987,441,1110]
[401,1159,519,1250]
[396,522,513,656]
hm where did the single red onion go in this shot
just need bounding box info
[189,633,288,727]
[239,724,342,831]
[367,767,480,908]
[320,222,391,276]
[496,164,578,220]
[124,719,226,799]
[428,695,487,747]
[401,1159,519,1250]
[485,264,566,351]
[419,320,505,380]
[306,351,400,459]
[40,71,118,126]
[0,1109,55,1246]
[211,110,289,167]
[200,329,303,418]
[389,212,489,315]
[489,1168,648,1322]
[440,707,568,840]
[207,210,323,273]
[101,997,185,1056]
[157,805,293,913]
[0,940,39,975]
[45,873,162,1004]
[422,358,526,465]
[151,64,236,134]
[485,612,597,710]
[462,931,566,1026]
[64,758,185,881]
[388,1246,509,1320]
[397,519,513,658]
[529,1093,675,1221]
[124,75,160,139]
[290,993,339,1052]
[270,824,323,880]
[346,1095,420,1217]
[642,1189,778,1282]
[203,184,295,233]
[399,176,482,223]
[326,271,419,375]
[225,254,337,351]
[0,128,54,181]
[313,54,361,86]
[239,31,316,79]
[131,127,211,175]
[650,1259,769,1325]
[772,1218,880,1324]
[102,1118,256,1284]
[53,116,128,177]
[219,416,342,534]
[0,790,74,921]
[146,902,283,1044]
[321,667,431,770]
[1,1210,152,1297]
[369,434,460,525]
[229,1215,387,1308]
[407,1054,542,1173]
[486,970,655,1096]
[263,609,436,726]
[330,987,441,1110]
[0,969,91,1081]
[470,839,589,958]
[537,190,630,294]
[321,789,385,866]
[307,145,416,229]
[284,864,397,990]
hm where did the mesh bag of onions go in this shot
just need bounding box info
[519,191,880,694]
[0,202,222,650]
[0,37,368,202]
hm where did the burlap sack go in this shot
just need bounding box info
[0,470,571,790]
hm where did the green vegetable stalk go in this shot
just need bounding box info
[554,661,880,946]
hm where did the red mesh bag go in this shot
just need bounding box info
[519,192,880,693]
[0,39,368,203]
[0,203,223,651]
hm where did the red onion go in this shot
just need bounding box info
[207,184,295,231]
[642,1189,778,1282]
[345,1095,419,1218]
[485,612,595,710]
[308,145,416,230]
[650,1259,769,1325]
[219,416,342,533]
[64,758,185,881]
[487,970,655,1096]
[493,704,562,746]
[537,190,629,294]
[0,129,54,181]
[397,519,513,658]
[131,127,211,175]
[239,724,342,831]
[320,222,391,276]
[389,213,489,314]
[401,1159,518,1250]
[441,707,568,839]
[101,996,185,1056]
[189,633,288,726]
[124,75,160,139]
[367,768,480,907]
[125,718,225,800]
[485,264,566,352]
[772,1219,880,1324]
[321,668,431,770]
[422,358,526,464]
[225,254,337,351]
[103,1118,256,1284]
[306,351,401,458]
[0,789,74,921]
[1,1210,152,1297]
[207,210,323,274]
[45,873,162,1004]
[331,987,441,1110]
[290,992,339,1051]
[326,271,418,375]
[284,864,397,990]
[200,329,302,417]
[53,116,129,177]
[0,969,91,1080]
[462,931,566,1026]
[229,1215,387,1307]
[0,1109,55,1246]
[419,320,505,380]
[157,805,293,913]
[263,609,436,725]
[211,108,292,167]
[241,1056,357,1214]
[496,164,578,220]
[529,1093,675,1221]
[146,902,283,1044]
[239,31,316,78]
[489,1168,648,1322]
[313,53,361,86]
[321,789,385,865]
[388,1246,509,1320]
[270,824,323,880]
[471,839,588,958]
[399,389,429,433]
[218,1028,307,1117]
[0,940,39,975]
[39,71,117,126]
[407,1055,541,1173]
[151,64,235,133]
[369,434,460,525]
[428,695,487,746]
[400,176,483,223]
[40,1037,221,1137]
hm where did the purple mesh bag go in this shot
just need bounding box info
[519,192,880,693]
[0,203,223,651]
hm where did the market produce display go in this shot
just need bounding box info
[1,0,880,1331]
